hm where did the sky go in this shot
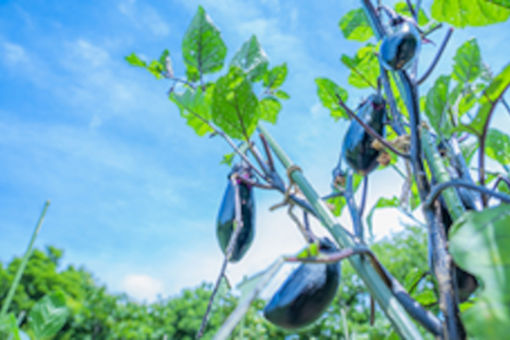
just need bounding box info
[0,0,509,302]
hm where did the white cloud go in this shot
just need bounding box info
[118,0,170,36]
[1,41,29,66]
[121,274,164,302]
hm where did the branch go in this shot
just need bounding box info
[405,0,417,20]
[359,176,369,217]
[417,27,454,85]
[197,176,244,339]
[424,179,510,208]
[259,133,275,172]
[380,65,406,136]
[336,95,411,159]
[345,174,364,240]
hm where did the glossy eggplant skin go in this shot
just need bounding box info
[216,178,255,263]
[263,239,340,329]
[342,94,386,175]
[380,20,421,71]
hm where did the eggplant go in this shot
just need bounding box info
[340,93,386,175]
[263,238,341,329]
[216,169,255,263]
[380,19,421,71]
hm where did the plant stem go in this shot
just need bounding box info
[418,27,453,85]
[1,201,50,317]
[259,124,432,339]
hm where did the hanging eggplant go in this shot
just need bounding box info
[380,18,421,71]
[339,93,386,175]
[216,167,255,263]
[263,238,341,329]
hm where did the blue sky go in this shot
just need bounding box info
[1,0,509,302]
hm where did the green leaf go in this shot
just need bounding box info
[125,53,147,68]
[366,197,400,239]
[431,0,510,28]
[486,129,510,165]
[28,291,70,339]
[182,6,227,80]
[486,0,510,9]
[231,35,269,81]
[315,77,348,120]
[169,87,214,136]
[425,75,453,138]
[274,89,290,100]
[338,9,373,42]
[449,204,510,338]
[258,97,281,124]
[212,67,259,139]
[220,152,235,166]
[341,44,379,89]
[453,39,481,83]
[461,140,478,165]
[395,2,430,25]
[146,60,165,79]
[263,63,288,90]
[297,241,320,259]
[0,313,21,340]
[465,63,510,136]
[413,290,436,305]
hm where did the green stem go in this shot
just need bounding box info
[258,125,423,339]
[1,201,50,317]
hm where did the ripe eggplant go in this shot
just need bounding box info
[380,19,421,71]
[341,93,386,175]
[216,169,255,263]
[263,238,341,329]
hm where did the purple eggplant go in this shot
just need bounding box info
[380,19,421,71]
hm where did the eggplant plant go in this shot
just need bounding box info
[126,1,510,339]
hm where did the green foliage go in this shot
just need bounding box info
[486,128,510,165]
[124,50,170,79]
[169,87,214,136]
[231,35,268,81]
[258,97,281,124]
[338,9,373,42]
[449,204,510,338]
[394,2,430,25]
[182,6,227,81]
[452,39,481,83]
[315,77,348,120]
[212,67,259,139]
[431,0,510,27]
[340,44,379,89]
[27,291,69,339]
[0,313,21,340]
[424,75,453,138]
[263,63,288,90]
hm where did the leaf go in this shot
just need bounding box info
[338,9,373,42]
[425,75,453,137]
[366,197,400,239]
[182,6,227,80]
[461,140,478,165]
[231,35,269,81]
[125,53,147,67]
[212,67,259,140]
[486,0,510,9]
[465,63,510,136]
[449,204,510,338]
[315,77,348,120]
[274,89,290,100]
[395,2,430,25]
[296,241,320,259]
[28,291,70,339]
[169,87,214,136]
[431,0,510,28]
[452,39,481,83]
[220,152,235,166]
[263,63,288,90]
[486,129,510,165]
[258,97,281,124]
[0,313,21,340]
[327,174,363,216]
[341,44,379,89]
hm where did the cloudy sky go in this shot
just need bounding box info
[1,0,509,302]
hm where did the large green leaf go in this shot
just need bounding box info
[338,8,373,42]
[394,2,430,25]
[28,291,70,339]
[315,77,348,120]
[263,63,288,90]
[341,44,379,89]
[486,128,510,165]
[487,0,510,8]
[258,97,281,124]
[231,35,268,81]
[182,6,227,81]
[212,67,259,140]
[449,204,510,338]
[0,313,21,340]
[452,39,481,83]
[169,87,214,136]
[465,63,510,136]
[431,0,510,27]
[425,75,453,137]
